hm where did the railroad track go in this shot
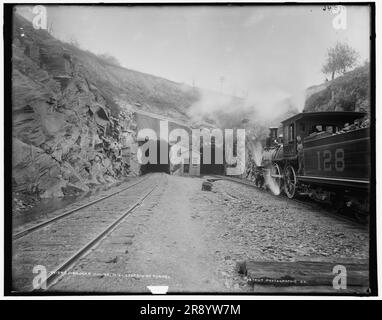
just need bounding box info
[13,176,150,240]
[12,173,163,292]
[210,175,368,227]
[39,183,159,291]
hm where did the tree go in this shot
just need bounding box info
[322,42,359,80]
[69,35,80,49]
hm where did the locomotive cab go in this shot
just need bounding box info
[280,111,367,159]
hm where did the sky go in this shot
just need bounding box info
[16,5,371,105]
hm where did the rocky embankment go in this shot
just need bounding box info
[304,64,370,113]
[12,15,142,211]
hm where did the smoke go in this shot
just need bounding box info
[186,84,306,198]
[264,168,281,196]
[246,135,282,196]
[246,138,263,167]
[187,85,307,130]
[244,86,307,122]
[187,89,244,125]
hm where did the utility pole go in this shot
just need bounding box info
[48,21,53,35]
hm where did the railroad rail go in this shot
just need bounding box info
[38,182,159,291]
[13,176,150,240]
[12,173,163,292]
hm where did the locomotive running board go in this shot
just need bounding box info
[297,175,369,188]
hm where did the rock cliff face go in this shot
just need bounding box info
[12,13,214,210]
[12,15,149,202]
[12,12,209,208]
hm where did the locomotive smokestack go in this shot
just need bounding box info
[269,127,278,142]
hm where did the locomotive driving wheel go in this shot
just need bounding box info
[284,165,297,199]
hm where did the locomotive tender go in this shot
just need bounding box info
[259,111,370,213]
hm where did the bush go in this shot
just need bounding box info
[96,53,121,67]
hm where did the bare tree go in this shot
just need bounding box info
[322,42,359,80]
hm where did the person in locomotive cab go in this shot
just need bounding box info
[297,135,304,175]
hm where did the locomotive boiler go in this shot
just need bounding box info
[256,111,370,214]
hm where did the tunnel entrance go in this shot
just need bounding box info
[139,139,170,174]
[138,137,225,175]
[200,139,225,175]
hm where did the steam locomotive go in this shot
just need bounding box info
[256,111,371,213]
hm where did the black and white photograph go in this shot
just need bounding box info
[2,1,378,299]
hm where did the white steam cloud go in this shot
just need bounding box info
[188,85,307,129]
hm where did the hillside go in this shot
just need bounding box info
[304,64,370,113]
[12,13,204,206]
[68,45,201,122]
